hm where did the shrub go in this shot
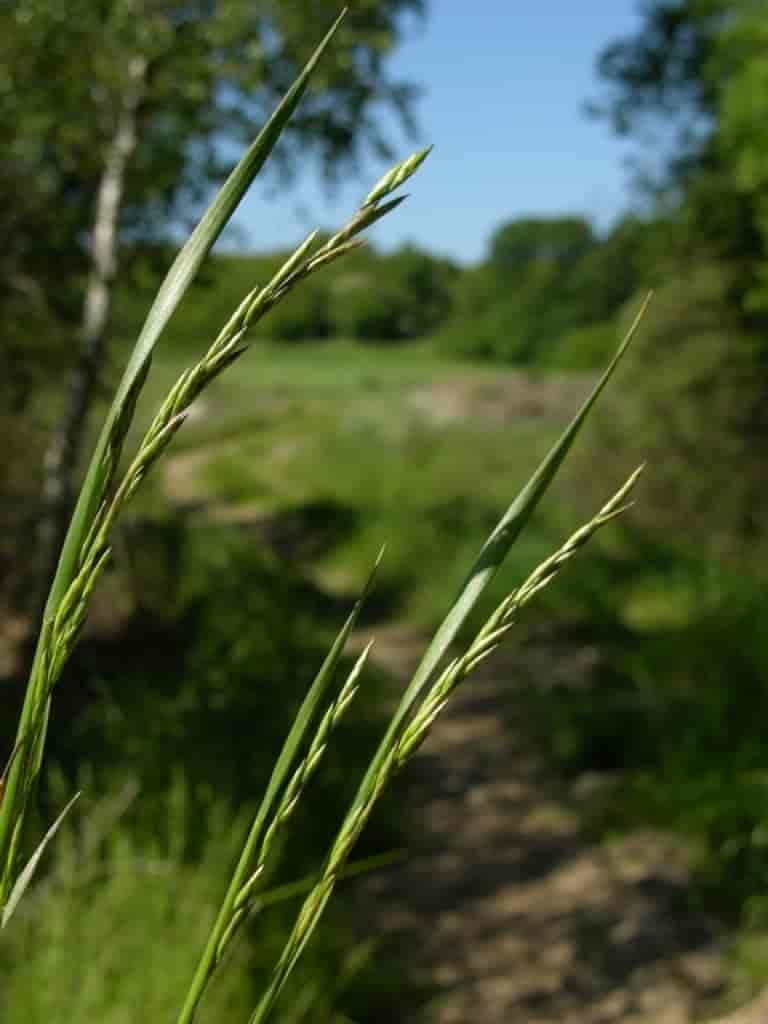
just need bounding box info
[543,320,619,370]
[328,244,458,342]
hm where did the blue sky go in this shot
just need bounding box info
[226,1,645,264]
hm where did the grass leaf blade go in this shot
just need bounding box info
[394,292,652,718]
[246,549,382,849]
[1,792,80,929]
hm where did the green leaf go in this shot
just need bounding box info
[1,792,80,929]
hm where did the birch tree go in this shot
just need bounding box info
[0,0,424,612]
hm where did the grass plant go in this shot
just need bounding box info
[0,11,648,1021]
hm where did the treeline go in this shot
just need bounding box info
[114,241,459,347]
[115,211,646,369]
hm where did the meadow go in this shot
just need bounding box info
[135,335,586,624]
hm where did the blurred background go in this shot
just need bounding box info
[2,1,768,1021]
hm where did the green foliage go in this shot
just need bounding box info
[120,215,649,368]
[0,0,424,244]
[487,217,597,362]
[715,6,768,311]
[0,791,257,1024]
[543,321,618,371]
[115,242,459,348]
[159,250,333,345]
[534,247,768,934]
[567,216,649,324]
[265,277,332,342]
[436,215,640,365]
[0,781,403,1023]
[580,264,766,553]
[520,554,768,925]
[592,0,728,170]
[0,0,424,608]
[487,0,768,970]
[46,526,388,838]
[488,216,595,277]
[330,244,458,342]
[593,0,768,318]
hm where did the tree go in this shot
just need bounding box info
[715,6,768,309]
[488,216,595,281]
[587,0,768,553]
[437,216,600,364]
[0,0,425,611]
[593,0,767,312]
[592,0,727,179]
[329,243,458,341]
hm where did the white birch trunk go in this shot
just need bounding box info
[34,54,148,616]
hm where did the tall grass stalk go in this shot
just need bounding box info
[0,9,650,1021]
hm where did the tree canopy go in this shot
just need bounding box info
[0,0,426,603]
[594,0,768,311]
[0,0,425,333]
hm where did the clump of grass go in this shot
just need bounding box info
[0,10,649,1022]
[1,780,395,1024]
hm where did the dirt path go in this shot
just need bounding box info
[355,626,730,1024]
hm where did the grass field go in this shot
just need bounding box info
[129,339,596,626]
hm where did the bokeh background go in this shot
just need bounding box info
[2,2,768,1021]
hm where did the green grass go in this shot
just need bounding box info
[0,780,401,1024]
[130,339,583,625]
[128,337,531,444]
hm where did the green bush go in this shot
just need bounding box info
[328,244,457,342]
[576,263,767,555]
[259,277,331,341]
[115,243,457,348]
[435,215,647,366]
[114,250,333,348]
[517,540,768,926]
[543,321,619,369]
